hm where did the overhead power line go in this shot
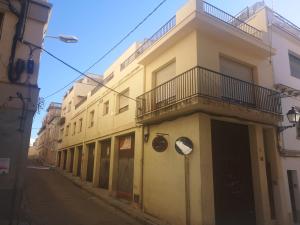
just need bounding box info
[43,0,167,99]
[41,47,138,102]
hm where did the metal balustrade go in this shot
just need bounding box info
[202,1,262,39]
[136,66,281,118]
[120,16,176,71]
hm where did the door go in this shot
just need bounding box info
[70,149,74,172]
[211,120,256,225]
[57,151,61,167]
[63,150,67,170]
[77,147,82,177]
[220,57,255,106]
[86,144,95,182]
[117,134,135,200]
[287,170,300,224]
[99,140,111,189]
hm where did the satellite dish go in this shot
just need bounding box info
[175,137,193,155]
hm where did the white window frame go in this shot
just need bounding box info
[289,51,300,79]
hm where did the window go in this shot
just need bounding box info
[60,128,64,139]
[155,61,176,86]
[68,101,72,112]
[65,124,70,136]
[89,111,95,127]
[103,72,114,84]
[119,89,129,113]
[0,13,4,40]
[72,122,76,135]
[289,51,300,79]
[220,56,253,82]
[154,61,176,105]
[103,101,109,115]
[78,118,83,133]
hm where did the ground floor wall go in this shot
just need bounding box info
[281,157,300,225]
[0,108,35,224]
[57,127,143,205]
[56,112,290,225]
[143,113,289,225]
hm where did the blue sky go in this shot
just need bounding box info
[30,0,300,142]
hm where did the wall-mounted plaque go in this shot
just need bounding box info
[152,135,168,152]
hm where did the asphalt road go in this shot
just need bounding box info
[22,167,142,225]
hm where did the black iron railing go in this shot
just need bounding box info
[120,16,176,71]
[202,1,262,39]
[136,66,282,118]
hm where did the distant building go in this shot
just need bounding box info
[0,0,51,223]
[35,102,62,165]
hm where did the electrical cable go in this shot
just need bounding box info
[43,0,167,99]
[40,46,138,102]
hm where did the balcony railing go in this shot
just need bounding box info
[273,12,300,40]
[137,66,282,118]
[120,16,176,71]
[202,1,262,39]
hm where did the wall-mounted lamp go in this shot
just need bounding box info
[143,126,150,142]
[278,107,300,132]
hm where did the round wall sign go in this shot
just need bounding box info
[175,137,193,155]
[152,135,168,152]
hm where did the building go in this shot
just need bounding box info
[35,102,61,165]
[56,0,294,225]
[238,3,300,224]
[0,0,51,224]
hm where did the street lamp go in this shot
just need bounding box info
[45,35,79,43]
[279,107,300,132]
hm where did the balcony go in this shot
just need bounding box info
[136,66,282,124]
[120,16,176,71]
[202,1,262,39]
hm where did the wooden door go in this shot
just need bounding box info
[99,140,111,189]
[117,134,135,200]
[86,144,95,182]
[211,120,256,225]
[77,147,82,177]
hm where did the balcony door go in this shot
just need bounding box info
[154,61,176,108]
[220,57,255,106]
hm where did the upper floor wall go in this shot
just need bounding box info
[0,0,51,85]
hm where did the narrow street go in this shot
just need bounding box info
[22,166,143,225]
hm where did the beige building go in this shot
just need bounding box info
[0,0,51,224]
[237,3,300,224]
[35,102,61,165]
[56,1,296,225]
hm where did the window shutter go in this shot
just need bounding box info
[155,62,176,86]
[220,57,253,82]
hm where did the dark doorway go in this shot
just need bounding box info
[287,170,300,223]
[117,134,135,201]
[70,148,74,173]
[99,139,111,189]
[57,151,61,167]
[86,143,95,182]
[77,146,82,177]
[211,120,256,225]
[63,150,67,170]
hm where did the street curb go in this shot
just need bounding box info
[53,168,168,225]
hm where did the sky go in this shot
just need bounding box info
[30,0,300,141]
